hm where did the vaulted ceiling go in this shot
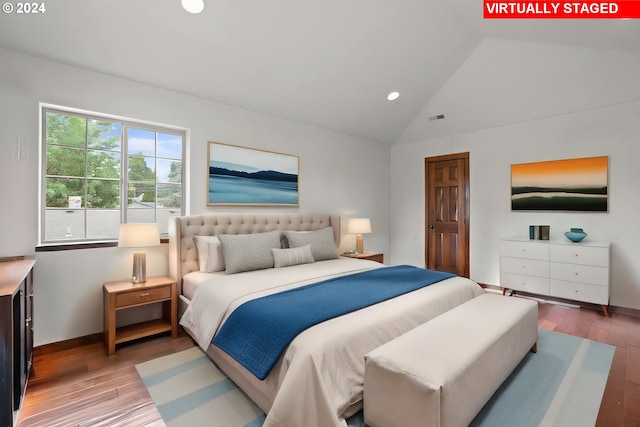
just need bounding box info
[1,0,638,144]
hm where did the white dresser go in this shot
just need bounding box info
[500,238,610,316]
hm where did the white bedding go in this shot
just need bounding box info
[182,271,217,300]
[180,258,485,427]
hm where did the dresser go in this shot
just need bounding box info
[0,258,35,427]
[500,238,610,316]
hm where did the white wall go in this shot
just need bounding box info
[0,48,390,345]
[397,38,640,143]
[390,39,640,309]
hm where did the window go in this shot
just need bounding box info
[40,106,185,244]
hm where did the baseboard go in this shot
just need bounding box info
[609,305,640,318]
[34,329,189,355]
[477,283,640,319]
[34,333,103,356]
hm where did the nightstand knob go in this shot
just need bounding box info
[140,292,150,297]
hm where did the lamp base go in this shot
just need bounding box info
[356,234,364,254]
[132,251,147,284]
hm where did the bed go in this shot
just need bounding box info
[169,213,485,427]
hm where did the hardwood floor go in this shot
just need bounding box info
[16,301,640,427]
[536,302,640,427]
[17,333,194,427]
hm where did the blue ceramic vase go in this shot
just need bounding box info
[564,228,587,242]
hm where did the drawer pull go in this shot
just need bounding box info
[139,292,150,297]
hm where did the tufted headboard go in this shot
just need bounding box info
[168,213,341,295]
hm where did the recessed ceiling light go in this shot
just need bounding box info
[387,91,400,101]
[182,0,204,14]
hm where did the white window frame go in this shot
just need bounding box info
[38,103,188,246]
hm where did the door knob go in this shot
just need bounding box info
[429,225,436,229]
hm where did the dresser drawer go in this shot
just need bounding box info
[550,279,609,305]
[500,256,549,278]
[550,244,609,267]
[115,286,171,308]
[500,240,549,261]
[549,262,608,287]
[501,272,550,294]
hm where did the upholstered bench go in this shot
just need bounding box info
[363,293,538,427]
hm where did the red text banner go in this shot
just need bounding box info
[484,1,640,18]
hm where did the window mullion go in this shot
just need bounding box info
[122,124,128,225]
[154,132,158,224]
[84,118,89,240]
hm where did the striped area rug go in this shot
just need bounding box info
[135,346,265,427]
[135,328,614,427]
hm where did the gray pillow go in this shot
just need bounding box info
[271,245,315,268]
[283,227,339,261]
[218,231,282,274]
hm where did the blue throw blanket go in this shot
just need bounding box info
[212,265,455,379]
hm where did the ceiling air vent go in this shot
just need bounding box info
[428,114,445,121]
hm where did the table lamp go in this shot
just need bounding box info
[348,218,371,254]
[118,223,160,284]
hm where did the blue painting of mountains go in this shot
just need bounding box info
[209,164,298,205]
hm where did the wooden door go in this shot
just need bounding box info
[425,153,470,277]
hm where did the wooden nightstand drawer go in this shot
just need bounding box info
[115,286,171,308]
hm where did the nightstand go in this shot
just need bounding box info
[342,252,384,263]
[103,276,177,355]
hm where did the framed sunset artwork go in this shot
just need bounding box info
[511,156,608,212]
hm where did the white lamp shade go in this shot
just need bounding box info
[118,223,160,248]
[348,218,372,234]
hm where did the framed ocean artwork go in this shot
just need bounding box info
[511,156,608,212]
[207,142,299,206]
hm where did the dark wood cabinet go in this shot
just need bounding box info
[1,258,35,427]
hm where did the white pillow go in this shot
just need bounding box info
[193,235,225,272]
[271,245,315,268]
